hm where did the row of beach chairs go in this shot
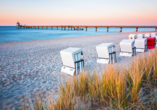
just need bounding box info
[60,33,157,76]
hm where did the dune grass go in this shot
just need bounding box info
[24,48,157,110]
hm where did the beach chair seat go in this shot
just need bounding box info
[135,38,147,52]
[120,39,136,57]
[129,34,136,40]
[60,47,84,76]
[145,37,156,49]
[137,34,144,38]
[96,43,116,64]
[145,33,151,37]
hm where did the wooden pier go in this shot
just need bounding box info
[19,25,157,32]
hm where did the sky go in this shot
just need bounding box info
[0,0,157,26]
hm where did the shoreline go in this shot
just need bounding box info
[0,31,156,109]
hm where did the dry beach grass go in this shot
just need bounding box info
[24,48,157,110]
[0,31,157,109]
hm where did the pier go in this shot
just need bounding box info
[19,25,157,32]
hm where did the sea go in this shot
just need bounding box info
[0,26,155,43]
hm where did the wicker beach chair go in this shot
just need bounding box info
[145,33,151,37]
[120,39,136,57]
[96,43,116,64]
[137,34,145,38]
[151,33,157,46]
[145,37,156,49]
[60,47,84,76]
[135,38,147,52]
[129,34,137,40]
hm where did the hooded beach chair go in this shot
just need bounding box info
[145,33,151,37]
[137,34,144,38]
[151,33,157,37]
[145,37,156,49]
[129,34,136,40]
[120,39,136,57]
[135,38,147,52]
[60,47,84,76]
[96,43,116,64]
[151,33,157,46]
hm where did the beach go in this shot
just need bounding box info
[0,31,155,109]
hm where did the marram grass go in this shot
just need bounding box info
[24,48,157,110]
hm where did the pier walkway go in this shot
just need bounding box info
[18,25,157,32]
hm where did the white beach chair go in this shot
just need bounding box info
[151,33,157,39]
[129,34,136,40]
[151,33,157,46]
[120,39,136,57]
[151,33,157,37]
[137,34,144,38]
[135,38,147,52]
[96,43,116,64]
[145,33,151,37]
[60,47,84,76]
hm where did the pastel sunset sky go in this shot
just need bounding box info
[0,0,157,26]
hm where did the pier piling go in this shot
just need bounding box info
[95,27,97,31]
[136,27,138,32]
[107,27,109,32]
[120,27,122,32]
[85,27,87,31]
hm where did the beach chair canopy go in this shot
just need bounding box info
[137,34,144,38]
[120,39,135,52]
[96,43,115,58]
[60,47,83,68]
[145,33,151,37]
[129,34,136,40]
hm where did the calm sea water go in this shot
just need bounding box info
[0,26,155,43]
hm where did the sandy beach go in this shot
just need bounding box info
[0,31,155,109]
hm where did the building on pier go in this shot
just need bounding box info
[16,21,20,28]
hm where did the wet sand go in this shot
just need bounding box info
[0,31,155,109]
